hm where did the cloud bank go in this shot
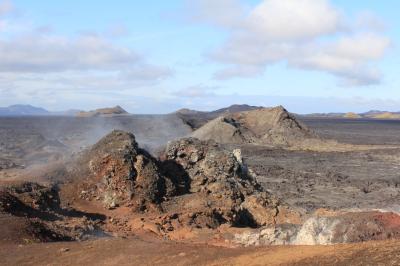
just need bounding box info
[186,0,390,86]
[0,0,172,103]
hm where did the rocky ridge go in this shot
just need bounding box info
[192,106,316,147]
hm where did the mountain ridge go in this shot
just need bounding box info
[0,104,50,116]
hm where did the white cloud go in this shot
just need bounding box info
[246,0,341,41]
[291,33,390,85]
[187,0,390,86]
[0,1,173,99]
[331,34,389,60]
[0,33,174,93]
[0,34,142,72]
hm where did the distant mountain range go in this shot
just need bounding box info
[0,105,80,117]
[2,104,400,120]
[0,104,132,117]
[304,110,400,119]
[177,104,400,121]
[0,104,50,116]
[176,104,261,116]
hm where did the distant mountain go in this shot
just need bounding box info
[304,110,400,120]
[302,112,346,118]
[367,112,400,119]
[360,110,388,117]
[359,110,400,119]
[0,104,50,116]
[0,105,85,117]
[76,106,129,117]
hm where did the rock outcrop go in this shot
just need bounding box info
[74,130,174,211]
[69,131,287,229]
[161,138,282,227]
[192,106,315,146]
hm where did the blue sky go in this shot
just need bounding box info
[0,0,399,113]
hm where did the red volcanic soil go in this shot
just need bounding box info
[1,237,400,266]
[374,212,400,229]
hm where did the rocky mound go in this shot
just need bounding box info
[192,106,315,146]
[160,138,294,228]
[3,130,288,243]
[76,106,128,117]
[64,130,293,231]
[71,130,174,211]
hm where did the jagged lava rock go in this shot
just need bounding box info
[162,138,282,227]
[75,130,174,210]
[70,131,298,230]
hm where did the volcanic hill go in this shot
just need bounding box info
[76,106,128,117]
[191,106,316,147]
[62,130,293,233]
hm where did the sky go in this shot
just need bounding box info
[0,0,399,114]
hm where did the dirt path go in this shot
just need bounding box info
[1,238,400,266]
